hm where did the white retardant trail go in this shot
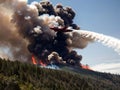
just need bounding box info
[71,30,120,55]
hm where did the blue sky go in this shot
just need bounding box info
[28,0,120,73]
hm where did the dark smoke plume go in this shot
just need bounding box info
[0,0,83,66]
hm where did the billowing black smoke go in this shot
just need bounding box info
[37,1,80,29]
[0,0,82,66]
[26,1,82,66]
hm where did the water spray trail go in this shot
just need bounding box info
[72,30,120,55]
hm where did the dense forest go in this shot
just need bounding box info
[0,58,120,90]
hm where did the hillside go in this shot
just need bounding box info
[0,58,120,90]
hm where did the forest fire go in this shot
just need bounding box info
[81,64,92,70]
[1,0,119,72]
[39,60,47,67]
[32,55,37,65]
[22,0,83,67]
[32,55,46,66]
[32,53,92,70]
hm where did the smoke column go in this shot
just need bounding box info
[0,0,31,61]
[70,30,120,55]
[0,0,119,67]
[0,0,82,66]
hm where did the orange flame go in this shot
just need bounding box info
[81,64,92,70]
[32,55,47,66]
[32,55,37,65]
[39,60,46,67]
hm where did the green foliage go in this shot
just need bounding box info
[0,58,120,90]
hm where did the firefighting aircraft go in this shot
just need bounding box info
[50,26,72,32]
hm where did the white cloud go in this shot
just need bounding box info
[91,63,120,74]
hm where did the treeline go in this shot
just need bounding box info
[64,65,120,86]
[0,58,120,90]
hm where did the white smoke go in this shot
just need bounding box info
[38,14,64,27]
[0,0,66,61]
[69,30,120,55]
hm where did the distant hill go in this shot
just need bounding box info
[0,58,120,90]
